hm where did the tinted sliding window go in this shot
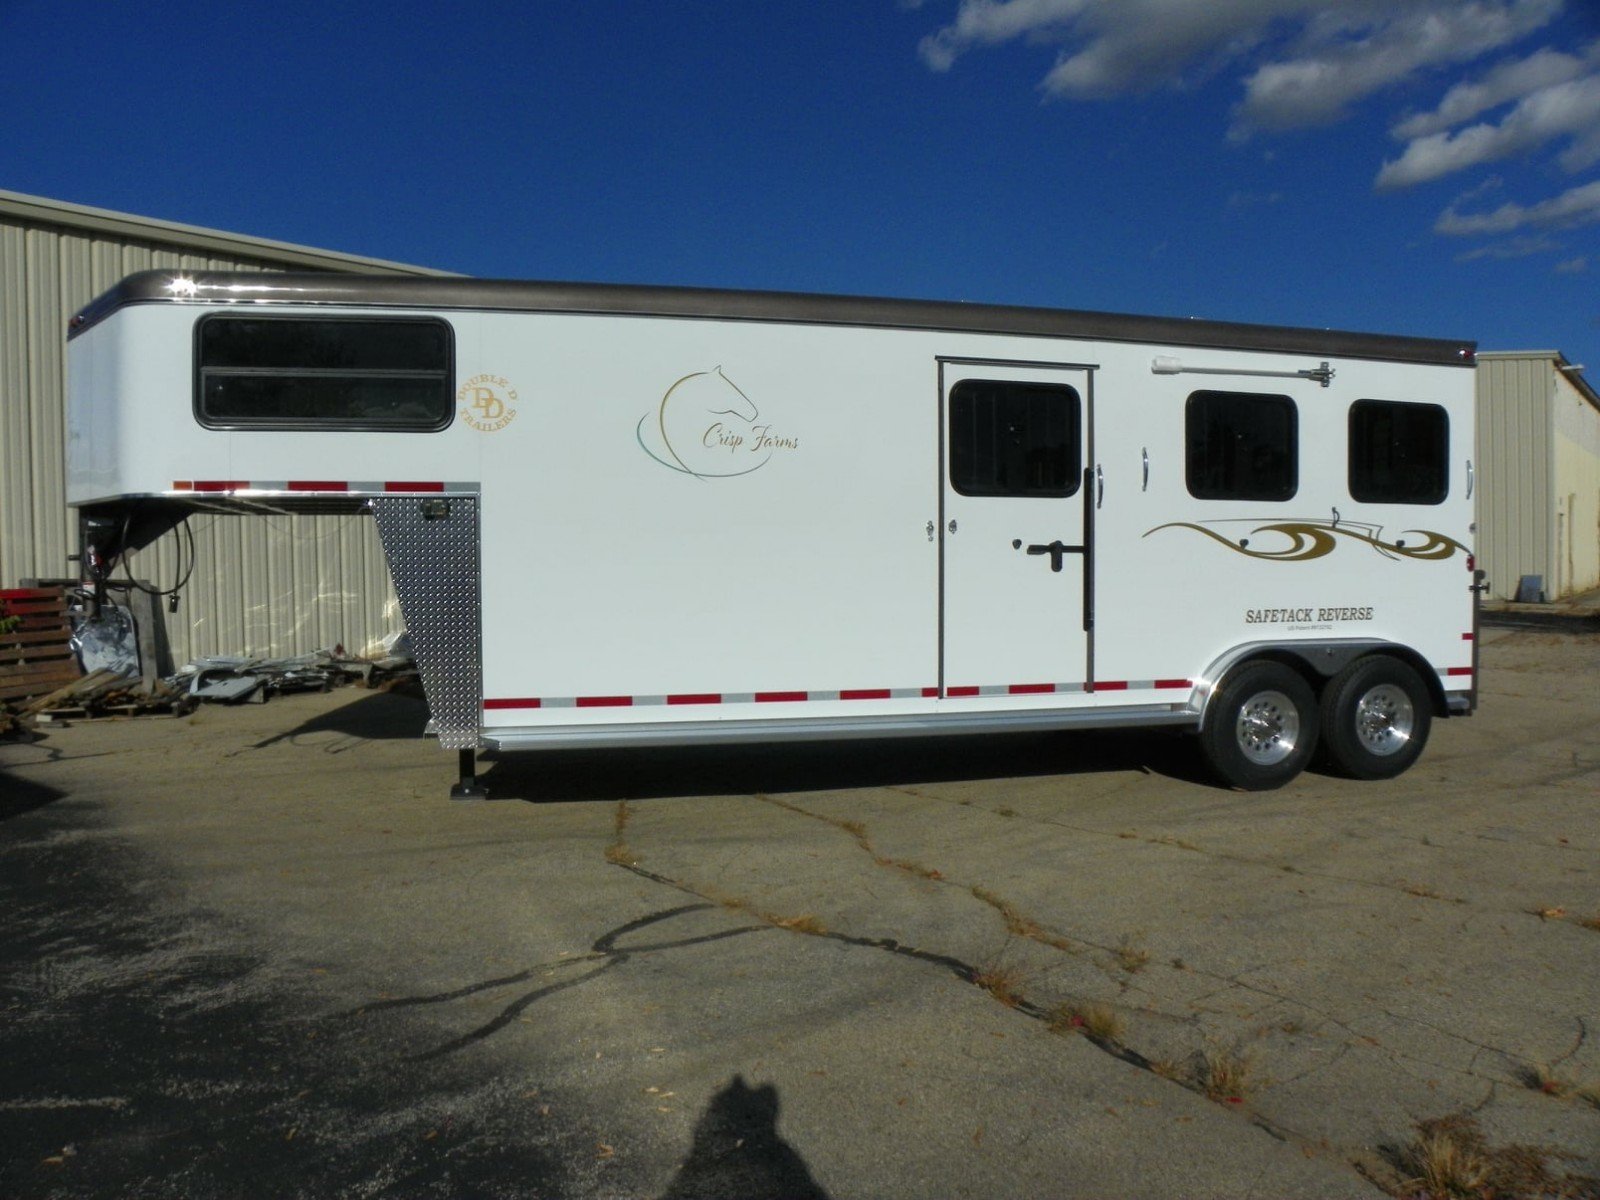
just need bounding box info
[1348,399,1448,504]
[1185,390,1297,502]
[196,315,453,430]
[949,380,1081,498]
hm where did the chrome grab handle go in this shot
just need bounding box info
[1096,465,1104,509]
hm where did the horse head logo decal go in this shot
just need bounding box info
[637,367,793,480]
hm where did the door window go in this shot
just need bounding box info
[1348,399,1449,504]
[1185,390,1298,502]
[949,380,1081,498]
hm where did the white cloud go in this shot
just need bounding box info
[1236,0,1564,133]
[1453,234,1560,260]
[916,0,1563,130]
[918,0,1092,74]
[1554,255,1589,273]
[918,0,1336,90]
[1434,178,1600,234]
[1391,44,1597,138]
[913,0,1591,262]
[1377,73,1600,187]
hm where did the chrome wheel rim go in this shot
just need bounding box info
[1234,689,1300,765]
[1354,683,1414,757]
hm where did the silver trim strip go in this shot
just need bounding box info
[482,704,1200,751]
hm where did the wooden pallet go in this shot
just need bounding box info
[0,587,82,704]
[36,699,189,723]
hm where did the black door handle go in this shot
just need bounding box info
[1026,540,1084,572]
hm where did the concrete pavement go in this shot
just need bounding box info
[2,627,1597,1198]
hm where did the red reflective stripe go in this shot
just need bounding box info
[192,480,248,492]
[1093,680,1129,692]
[385,481,446,492]
[287,480,347,492]
[840,688,891,701]
[1446,667,1473,677]
[1154,678,1192,689]
[1461,633,1475,641]
[576,695,632,707]
[173,481,194,491]
[921,687,940,698]
[946,686,980,697]
[484,697,542,710]
[755,691,807,703]
[667,693,721,705]
[1009,683,1055,695]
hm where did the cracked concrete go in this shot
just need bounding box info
[2,628,1597,1198]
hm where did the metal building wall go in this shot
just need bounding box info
[1550,366,1600,597]
[1475,354,1554,602]
[0,191,444,666]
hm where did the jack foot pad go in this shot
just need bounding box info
[450,748,489,801]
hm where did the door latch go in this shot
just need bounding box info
[1026,540,1084,572]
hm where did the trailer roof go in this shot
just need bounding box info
[72,270,1476,367]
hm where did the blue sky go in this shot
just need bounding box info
[4,1,1598,371]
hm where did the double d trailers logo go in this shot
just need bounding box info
[636,367,798,480]
[458,374,518,432]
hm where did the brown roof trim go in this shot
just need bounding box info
[71,269,1478,367]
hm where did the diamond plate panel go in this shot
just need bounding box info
[371,496,481,750]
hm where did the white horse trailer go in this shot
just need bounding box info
[66,272,1484,797]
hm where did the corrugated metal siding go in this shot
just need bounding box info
[0,204,428,666]
[1550,370,1600,597]
[1476,356,1553,601]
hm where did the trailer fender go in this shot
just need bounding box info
[1195,640,1451,732]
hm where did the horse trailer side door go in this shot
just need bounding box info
[939,358,1094,698]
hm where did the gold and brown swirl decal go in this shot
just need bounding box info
[1144,520,1469,562]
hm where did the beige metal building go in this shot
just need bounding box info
[1476,350,1600,602]
[1,189,449,665]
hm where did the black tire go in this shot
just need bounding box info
[1198,661,1319,791]
[1319,655,1431,780]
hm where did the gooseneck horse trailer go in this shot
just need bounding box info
[66,272,1483,796]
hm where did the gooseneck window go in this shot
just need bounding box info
[195,315,454,431]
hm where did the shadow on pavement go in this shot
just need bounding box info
[659,1076,832,1200]
[0,808,580,1199]
[479,726,1211,803]
[249,688,430,748]
[0,767,65,822]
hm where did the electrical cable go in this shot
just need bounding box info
[115,503,196,607]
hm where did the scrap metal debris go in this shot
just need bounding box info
[4,643,419,732]
[174,647,414,704]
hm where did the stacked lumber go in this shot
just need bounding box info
[0,587,82,705]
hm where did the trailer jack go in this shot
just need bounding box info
[451,748,489,801]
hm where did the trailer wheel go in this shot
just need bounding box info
[1318,656,1430,780]
[1199,661,1318,790]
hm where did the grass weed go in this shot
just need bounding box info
[1396,1113,1597,1200]
[1047,1002,1125,1042]
[1114,935,1151,973]
[1195,1044,1254,1104]
[972,965,1026,1009]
